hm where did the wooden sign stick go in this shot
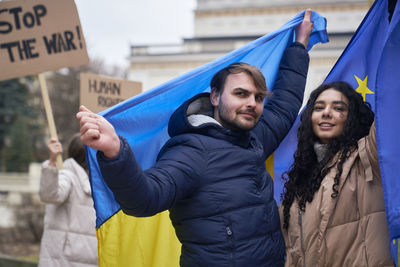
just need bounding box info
[38,73,63,169]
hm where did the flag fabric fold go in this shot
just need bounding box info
[273,0,400,264]
[375,1,400,264]
[86,10,328,267]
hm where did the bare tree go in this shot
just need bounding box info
[42,58,127,148]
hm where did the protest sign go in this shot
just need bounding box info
[80,73,142,113]
[0,0,89,81]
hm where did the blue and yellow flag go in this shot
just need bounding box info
[86,11,328,267]
[273,0,400,264]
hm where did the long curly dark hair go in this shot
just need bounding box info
[281,81,374,229]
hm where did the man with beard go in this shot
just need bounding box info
[77,10,312,267]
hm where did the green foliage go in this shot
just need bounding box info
[0,78,43,172]
[0,79,31,151]
[2,116,33,172]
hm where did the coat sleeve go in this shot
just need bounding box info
[39,160,73,204]
[97,136,205,217]
[358,121,381,182]
[252,42,309,158]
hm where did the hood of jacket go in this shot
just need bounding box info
[168,92,253,148]
[64,158,91,196]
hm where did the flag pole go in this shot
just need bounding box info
[38,73,63,169]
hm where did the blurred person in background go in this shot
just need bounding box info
[38,133,98,267]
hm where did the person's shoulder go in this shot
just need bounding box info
[63,158,76,169]
[166,132,206,148]
[157,133,208,160]
[62,158,86,176]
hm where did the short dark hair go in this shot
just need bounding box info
[210,62,268,94]
[67,133,87,172]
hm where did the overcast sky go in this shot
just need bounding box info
[74,0,196,69]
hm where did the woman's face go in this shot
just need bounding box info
[311,88,349,144]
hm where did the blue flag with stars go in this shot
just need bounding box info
[324,0,397,108]
[306,0,400,263]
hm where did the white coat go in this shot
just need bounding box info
[38,158,98,267]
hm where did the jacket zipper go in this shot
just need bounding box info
[298,209,306,267]
[226,226,234,266]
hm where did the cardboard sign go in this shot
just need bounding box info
[0,0,89,81]
[80,73,142,113]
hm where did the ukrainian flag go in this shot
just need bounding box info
[86,11,328,267]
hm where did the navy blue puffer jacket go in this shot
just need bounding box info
[98,43,309,267]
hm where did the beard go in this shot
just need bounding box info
[217,100,260,131]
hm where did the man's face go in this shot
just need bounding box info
[211,72,266,131]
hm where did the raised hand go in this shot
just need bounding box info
[295,9,314,49]
[48,138,62,166]
[76,105,121,158]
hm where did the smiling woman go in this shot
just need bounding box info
[280,81,394,267]
[311,88,349,144]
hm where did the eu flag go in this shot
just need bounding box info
[86,11,328,267]
[326,0,400,263]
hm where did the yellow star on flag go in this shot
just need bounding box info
[354,75,374,101]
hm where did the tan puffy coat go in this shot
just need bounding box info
[280,123,394,267]
[38,158,98,267]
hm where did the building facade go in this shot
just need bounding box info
[128,0,370,102]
